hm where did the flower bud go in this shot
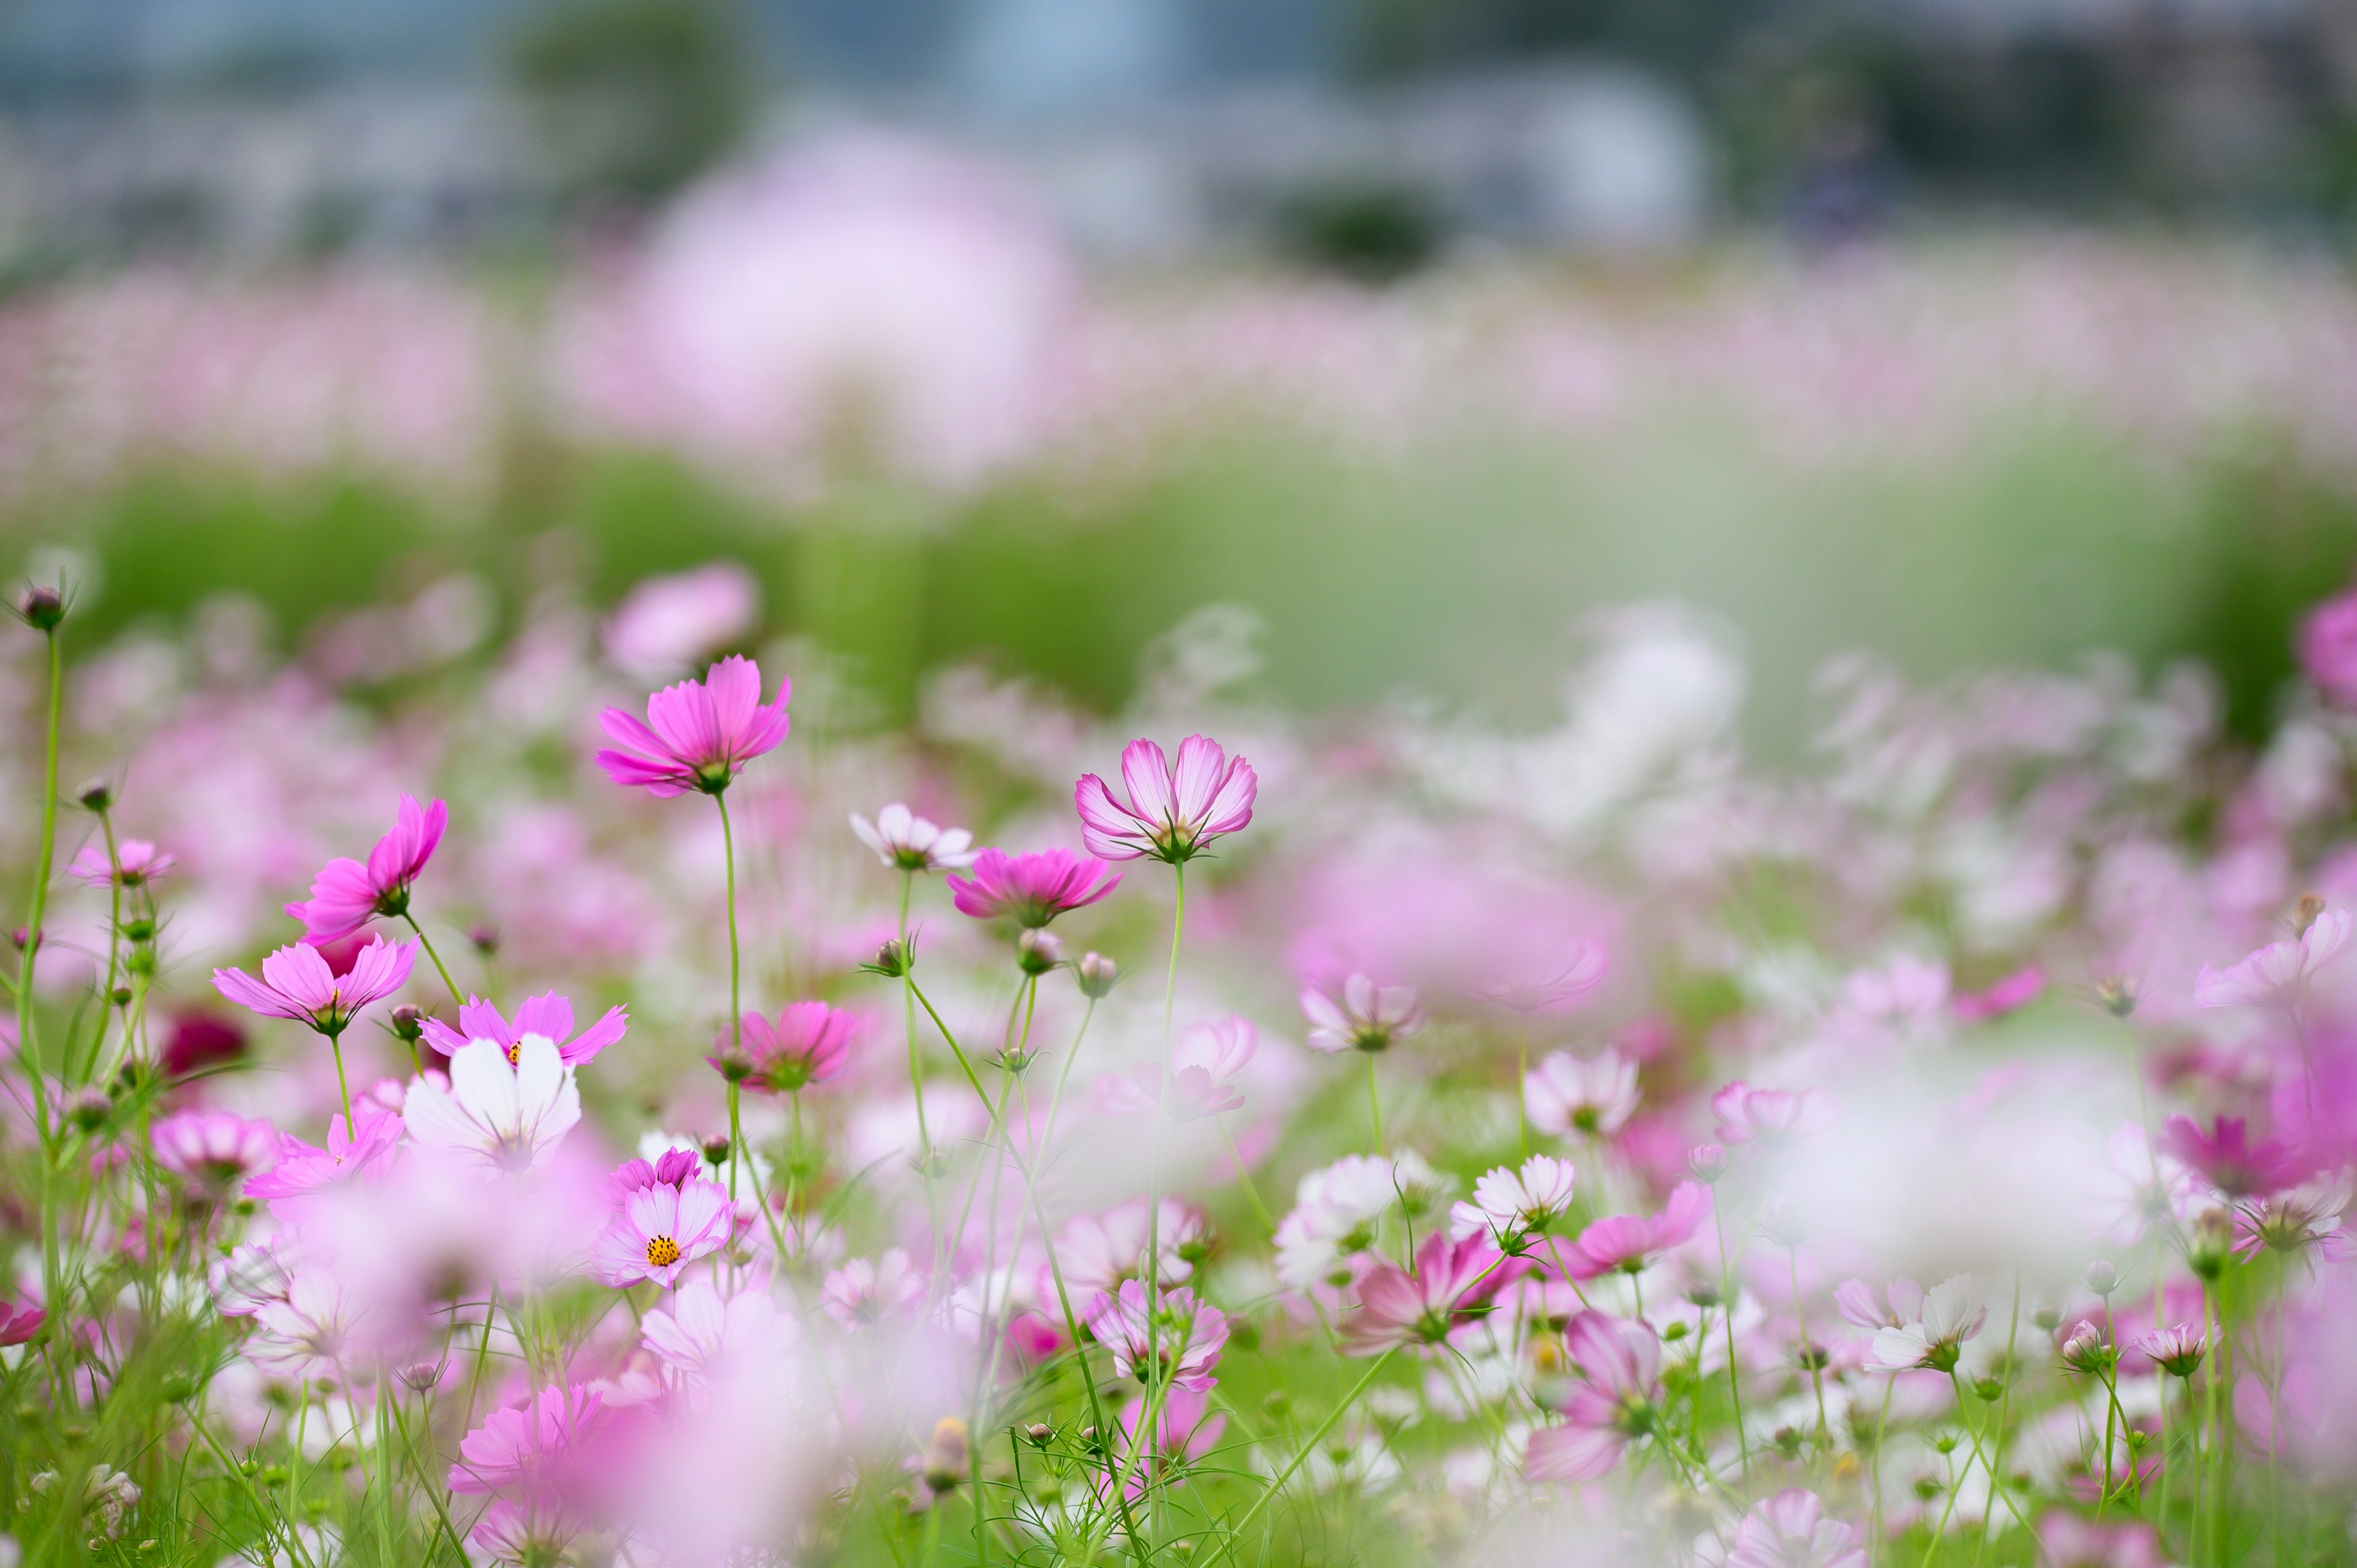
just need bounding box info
[17,584,64,630]
[2296,892,2328,937]
[1075,952,1118,999]
[467,925,500,958]
[2061,1322,2111,1375]
[2186,1207,2234,1281]
[1687,1143,1728,1183]
[1024,1423,1053,1447]
[2032,1306,2061,1332]
[862,938,912,978]
[10,925,36,953]
[921,1416,970,1492]
[1016,928,1064,978]
[702,1134,733,1167]
[108,986,133,1008]
[2095,976,2138,1020]
[76,780,114,813]
[69,1089,111,1133]
[2084,1260,2118,1297]
[388,1005,427,1043]
[397,1361,446,1393]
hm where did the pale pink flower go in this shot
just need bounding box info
[1477,943,1607,1015]
[1300,974,1424,1054]
[69,839,172,889]
[1724,1489,1868,1568]
[851,802,977,872]
[2194,908,2353,1010]
[595,655,791,797]
[210,1239,293,1317]
[1274,1153,1438,1291]
[403,1038,582,1175]
[1341,1232,1523,1354]
[819,1249,924,1329]
[1524,1310,1663,1482]
[606,1148,704,1205]
[640,1278,797,1400]
[448,1383,605,1496]
[1833,1276,1925,1331]
[243,1105,404,1202]
[1086,1279,1228,1392]
[150,1110,277,1191]
[1524,1047,1641,1139]
[284,794,447,941]
[2037,1512,2163,1568]
[1557,1181,1709,1280]
[1951,964,2046,1021]
[212,937,416,1036]
[2096,1122,2198,1245]
[944,847,1120,927]
[244,1271,364,1384]
[1051,1199,1202,1305]
[1099,1384,1226,1500]
[589,1174,733,1289]
[419,993,628,1068]
[1711,1082,1837,1144]
[603,562,759,679]
[2136,1323,2207,1378]
[1862,1274,1986,1372]
[2233,1169,2353,1257]
[1074,735,1256,865]
[711,1001,858,1093]
[1450,1156,1579,1249]
[1105,1018,1259,1121]
[2301,589,2357,708]
[469,1500,586,1568]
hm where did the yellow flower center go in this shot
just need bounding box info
[644,1235,681,1269]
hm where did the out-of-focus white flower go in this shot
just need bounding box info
[403,1038,582,1175]
[603,562,760,679]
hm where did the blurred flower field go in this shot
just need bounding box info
[7,139,2357,1568]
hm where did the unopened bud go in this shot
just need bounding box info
[862,938,912,979]
[2296,892,2328,936]
[1023,1423,1052,1447]
[10,925,36,952]
[1016,928,1064,978]
[397,1361,446,1393]
[109,986,133,1007]
[2032,1306,2061,1332]
[467,924,499,958]
[2094,976,2137,1020]
[1687,1143,1728,1183]
[77,780,114,813]
[17,584,64,630]
[2084,1260,2118,1297]
[1075,952,1118,1000]
[2061,1322,2110,1375]
[69,1088,110,1132]
[921,1416,969,1491]
[388,1005,426,1043]
[2187,1208,2234,1281]
[702,1134,732,1167]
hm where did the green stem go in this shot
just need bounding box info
[327,1031,355,1143]
[1219,1350,1399,1554]
[1365,1052,1383,1151]
[401,911,465,1010]
[716,792,743,1207]
[1139,860,1186,1540]
[1711,1197,1747,1480]
[898,872,943,1270]
[1217,1117,1275,1232]
[15,625,63,1378]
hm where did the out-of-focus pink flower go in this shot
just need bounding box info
[1557,1181,1709,1280]
[404,1039,583,1176]
[944,847,1120,927]
[69,839,172,889]
[284,794,447,941]
[469,1500,586,1568]
[1525,1047,1641,1139]
[244,1270,365,1384]
[1074,736,1256,865]
[1712,1082,1837,1144]
[150,1110,277,1190]
[212,937,416,1035]
[449,1383,606,1496]
[1524,1310,1663,1482]
[640,1278,797,1402]
[2300,589,2357,708]
[1724,1489,1868,1568]
[1051,1198,1202,1307]
[1300,975,1424,1054]
[851,803,977,873]
[711,1001,858,1093]
[2194,909,2352,1011]
[244,1104,404,1202]
[419,993,628,1068]
[595,655,790,798]
[2233,1169,2353,1257]
[589,1173,733,1289]
[1861,1275,1986,1372]
[2161,1114,2306,1199]
[2136,1323,2207,1378]
[1833,1276,1925,1330]
[1341,1232,1524,1355]
[1105,1018,1260,1121]
[2037,1511,2163,1568]
[1951,965,2047,1021]
[1086,1280,1228,1392]
[819,1250,924,1329]
[161,1013,246,1078]
[1099,1383,1225,1500]
[603,562,759,680]
[2097,1123,2199,1245]
[1450,1156,1579,1249]
[1477,943,1608,1015]
[0,1299,44,1346]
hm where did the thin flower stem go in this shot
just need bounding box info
[1142,860,1186,1522]
[1365,1052,1383,1151]
[401,911,466,1010]
[1216,1117,1275,1232]
[1972,1276,2022,1568]
[898,871,943,1271]
[1217,1349,1399,1558]
[1710,1197,1748,1480]
[716,792,743,1207]
[15,624,64,1376]
[1517,1021,1531,1160]
[327,1030,355,1144]
[1789,1245,1830,1449]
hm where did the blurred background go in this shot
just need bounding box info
[3,0,2357,747]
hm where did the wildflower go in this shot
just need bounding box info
[244,1103,403,1202]
[2193,908,2353,1010]
[1477,944,1608,1014]
[68,840,172,890]
[1074,735,1256,865]
[1525,1047,1641,1138]
[1099,1384,1225,1500]
[1523,1311,1663,1482]
[2161,1114,2305,1199]
[1341,1232,1522,1354]
[1015,927,1062,977]
[2059,1323,2113,1375]
[1556,1181,1708,1278]
[1300,974,1424,1054]
[605,1148,703,1206]
[1711,1082,1837,1144]
[589,1172,733,1289]
[2300,587,2357,708]
[1107,1016,1258,1121]
[244,1272,362,1383]
[470,1500,586,1568]
[1951,965,2046,1022]
[1274,1153,1442,1291]
[419,993,629,1068]
[1722,1489,1869,1568]
[1688,1143,1730,1183]
[1862,1275,1986,1373]
[212,937,417,1036]
[403,1038,583,1176]
[911,1417,971,1503]
[448,1383,605,1496]
[2096,1122,2197,1245]
[640,1278,797,1400]
[0,1300,44,1346]
[1053,1199,1204,1303]
[149,1110,277,1192]
[284,794,448,941]
[1075,952,1120,998]
[1086,1280,1229,1392]
[945,847,1120,927]
[820,1250,925,1329]
[711,1002,858,1092]
[161,1013,245,1077]
[851,803,978,872]
[79,1468,140,1539]
[2233,1169,2351,1257]
[2136,1323,2206,1378]
[2037,1512,2164,1568]
[595,655,791,797]
[1449,1156,1578,1250]
[603,560,759,678]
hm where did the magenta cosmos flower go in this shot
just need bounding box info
[1342,1232,1525,1355]
[213,937,416,1037]
[1557,1181,1709,1280]
[1074,735,1256,864]
[1086,1280,1229,1392]
[285,794,447,941]
[589,1172,733,1288]
[945,847,1120,927]
[2161,1113,2307,1199]
[69,839,173,890]
[1525,1310,1664,1482]
[420,992,629,1068]
[711,1000,858,1092]
[2301,588,2357,708]
[151,1110,279,1191]
[0,1299,43,1347]
[595,655,791,797]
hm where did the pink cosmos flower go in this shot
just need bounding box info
[1724,1489,1868,1568]
[1833,1276,1925,1331]
[1524,1047,1641,1139]
[1711,1082,1838,1144]
[2037,1512,2164,1568]
[2161,1114,2306,1199]
[606,1148,703,1205]
[1556,1181,1708,1280]
[589,1172,733,1289]
[595,655,791,797]
[603,561,759,679]
[244,1104,404,1202]
[2194,908,2352,1010]
[69,839,172,889]
[1477,943,1608,1015]
[1099,1384,1226,1501]
[150,1110,278,1191]
[2232,1169,2353,1257]
[449,1383,606,1496]
[851,803,978,872]
[944,847,1120,927]
[0,1299,44,1346]
[244,1270,363,1384]
[2135,1323,2207,1378]
[1341,1232,1524,1355]
[470,1500,586,1568]
[284,794,447,941]
[1051,1198,1203,1305]
[711,1001,858,1092]
[1105,1018,1259,1121]
[1086,1279,1228,1392]
[1300,974,1425,1054]
[640,1278,797,1401]
[1524,1311,1663,1482]
[1074,735,1256,864]
[1951,964,2046,1022]
[404,1038,583,1176]
[212,937,416,1036]
[1450,1156,1579,1249]
[819,1250,925,1329]
[419,993,629,1068]
[2301,588,2357,708]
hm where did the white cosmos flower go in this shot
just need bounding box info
[849,803,978,872]
[403,1036,581,1175]
[1865,1274,1987,1373]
